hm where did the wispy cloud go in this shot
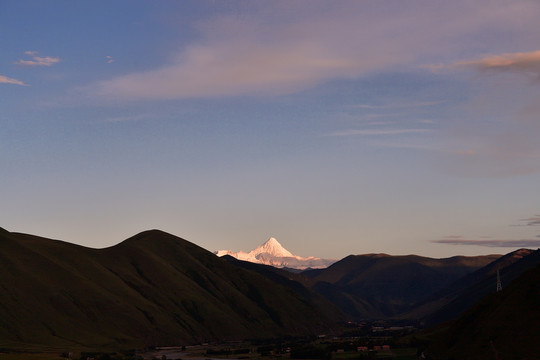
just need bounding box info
[434,49,540,177]
[93,1,540,100]
[106,56,114,64]
[517,215,540,226]
[328,128,432,137]
[432,235,540,248]
[0,74,27,86]
[96,40,362,99]
[455,50,540,80]
[352,101,445,109]
[367,141,440,151]
[360,113,405,120]
[15,51,60,67]
[102,113,151,123]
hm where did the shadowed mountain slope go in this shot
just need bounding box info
[0,229,340,351]
[302,253,500,319]
[220,255,343,313]
[426,261,540,360]
[408,248,539,325]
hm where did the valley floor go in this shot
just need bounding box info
[0,337,420,360]
[140,345,418,360]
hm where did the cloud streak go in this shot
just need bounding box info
[0,74,27,86]
[434,49,540,177]
[102,113,151,123]
[432,236,540,248]
[352,101,446,109]
[15,51,60,67]
[328,129,432,137]
[455,50,540,80]
[519,215,540,226]
[96,41,360,99]
[94,1,540,100]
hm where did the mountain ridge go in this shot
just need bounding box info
[216,237,336,269]
[4,225,538,354]
[411,248,540,325]
[0,228,342,350]
[425,261,540,359]
[300,252,501,319]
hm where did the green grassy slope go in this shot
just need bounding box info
[0,229,340,351]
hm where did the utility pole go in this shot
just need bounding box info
[496,268,502,292]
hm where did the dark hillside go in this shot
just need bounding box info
[220,255,344,318]
[302,253,499,319]
[426,262,540,359]
[411,248,539,325]
[0,229,339,351]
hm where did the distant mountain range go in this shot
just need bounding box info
[215,237,336,269]
[299,253,501,319]
[2,226,539,354]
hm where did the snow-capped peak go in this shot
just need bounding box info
[215,237,336,270]
[250,237,294,258]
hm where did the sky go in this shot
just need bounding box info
[2,0,540,258]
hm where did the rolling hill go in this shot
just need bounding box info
[0,228,342,351]
[425,261,540,359]
[408,248,539,325]
[3,225,536,355]
[301,253,500,319]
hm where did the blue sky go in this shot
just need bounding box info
[2,0,540,258]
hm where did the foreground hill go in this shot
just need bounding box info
[302,253,500,319]
[425,261,540,359]
[409,248,539,325]
[0,228,341,351]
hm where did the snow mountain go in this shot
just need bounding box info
[215,237,336,270]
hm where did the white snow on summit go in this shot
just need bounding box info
[250,237,294,258]
[215,237,336,270]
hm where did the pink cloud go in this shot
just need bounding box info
[434,49,540,177]
[97,41,361,99]
[0,74,26,86]
[328,129,432,137]
[15,52,60,67]
[454,50,540,80]
[95,1,540,100]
